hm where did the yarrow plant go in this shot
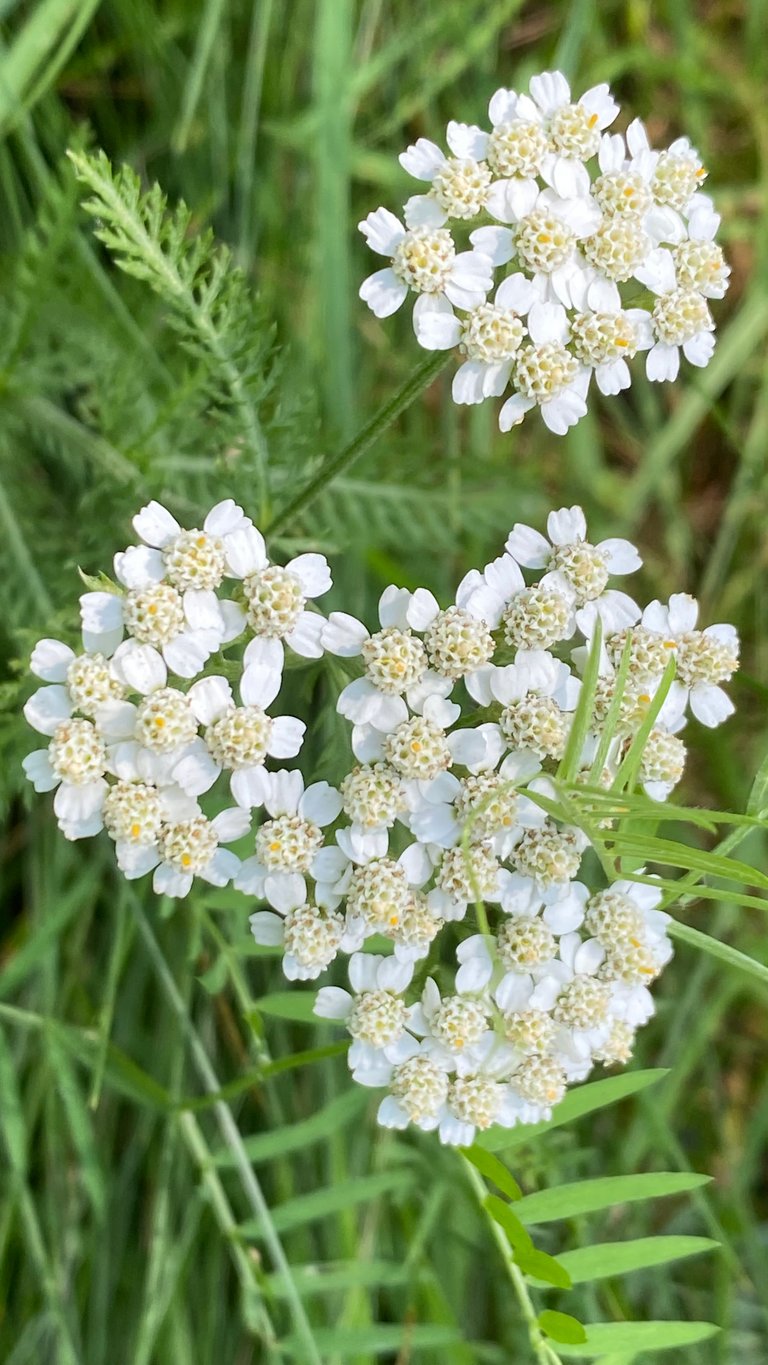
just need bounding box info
[22,500,741,1142]
[359,70,729,433]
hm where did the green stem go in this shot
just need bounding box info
[130,898,323,1365]
[266,351,451,535]
[461,1157,563,1365]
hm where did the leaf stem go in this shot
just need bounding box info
[129,897,323,1365]
[266,351,451,535]
[461,1156,563,1365]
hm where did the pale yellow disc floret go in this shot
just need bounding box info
[255,813,323,873]
[423,606,494,679]
[361,627,428,695]
[163,529,226,591]
[392,228,456,293]
[123,583,185,647]
[431,157,492,220]
[49,718,106,785]
[383,716,451,781]
[243,565,305,638]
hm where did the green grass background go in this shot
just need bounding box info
[0,1,766,1361]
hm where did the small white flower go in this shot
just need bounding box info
[640,593,739,727]
[358,208,493,318]
[250,900,362,981]
[636,248,715,381]
[315,952,416,1083]
[526,71,619,190]
[505,504,642,619]
[413,274,541,405]
[438,1034,519,1145]
[26,638,126,723]
[674,196,730,299]
[473,189,600,308]
[490,648,580,762]
[498,302,591,435]
[131,498,253,593]
[400,121,492,225]
[22,716,109,840]
[234,769,341,910]
[409,976,493,1070]
[118,806,249,898]
[225,541,331,671]
[377,1043,452,1131]
[324,585,452,729]
[170,668,305,808]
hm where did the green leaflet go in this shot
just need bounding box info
[515,1172,711,1225]
[557,1320,720,1357]
[516,1247,572,1290]
[479,1069,669,1152]
[555,1235,720,1284]
[483,1195,533,1252]
[461,1145,523,1200]
[538,1310,588,1345]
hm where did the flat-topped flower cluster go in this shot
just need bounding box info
[23,501,740,1144]
[22,499,336,898]
[261,505,735,1144]
[359,70,729,434]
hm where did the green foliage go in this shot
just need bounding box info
[1,1,767,1363]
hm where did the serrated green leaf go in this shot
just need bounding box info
[483,1194,533,1252]
[479,1069,669,1152]
[461,1146,522,1200]
[515,1172,710,1225]
[539,1310,587,1345]
[557,1321,720,1357]
[214,1088,369,1165]
[557,1235,719,1283]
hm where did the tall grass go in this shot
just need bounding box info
[0,2,766,1361]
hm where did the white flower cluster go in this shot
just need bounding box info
[359,70,729,434]
[246,503,737,1144]
[23,499,741,1145]
[22,499,334,898]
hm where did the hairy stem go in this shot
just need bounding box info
[267,351,451,535]
[461,1157,563,1365]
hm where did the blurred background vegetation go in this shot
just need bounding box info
[0,0,766,1361]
